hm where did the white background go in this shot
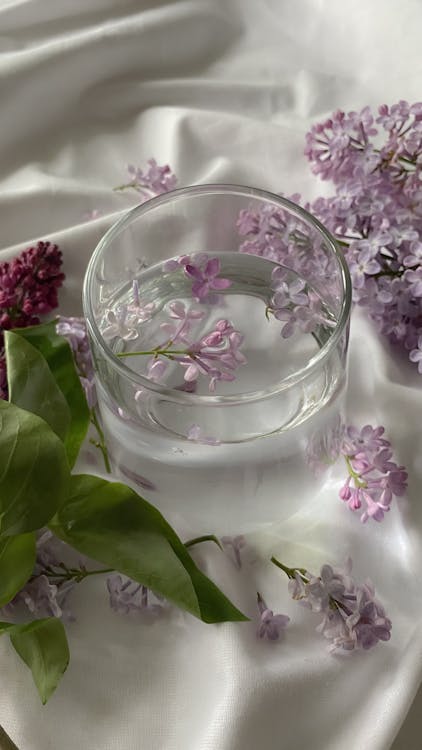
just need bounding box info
[0,1,421,748]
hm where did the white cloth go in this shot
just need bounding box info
[0,1,421,748]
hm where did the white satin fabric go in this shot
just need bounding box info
[0,1,421,748]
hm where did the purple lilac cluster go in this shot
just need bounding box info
[275,556,392,652]
[237,200,336,291]
[304,102,422,370]
[339,425,407,523]
[0,531,76,623]
[115,159,177,196]
[106,264,246,392]
[0,241,64,399]
[106,575,165,621]
[164,253,232,302]
[268,266,335,338]
[169,317,245,392]
[56,316,97,408]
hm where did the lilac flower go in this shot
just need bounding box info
[102,306,140,342]
[186,424,220,445]
[1,531,76,622]
[409,336,422,372]
[127,280,156,320]
[174,319,246,392]
[159,300,205,345]
[256,593,290,641]
[56,316,96,408]
[118,159,177,196]
[164,254,232,302]
[146,357,168,381]
[0,241,65,399]
[106,575,164,621]
[274,556,391,653]
[339,424,407,523]
[348,249,381,288]
[184,255,232,301]
[221,535,246,569]
[269,268,334,338]
[0,241,64,327]
[299,102,422,373]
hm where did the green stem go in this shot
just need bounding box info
[34,566,114,585]
[90,409,111,473]
[344,455,367,488]
[184,534,222,551]
[116,348,188,359]
[112,181,138,192]
[271,556,308,581]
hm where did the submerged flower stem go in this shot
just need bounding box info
[116,347,188,358]
[90,408,111,473]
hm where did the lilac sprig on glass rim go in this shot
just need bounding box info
[113,158,177,197]
[267,266,336,338]
[339,425,408,523]
[272,556,392,652]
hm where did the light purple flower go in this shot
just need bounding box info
[278,557,391,653]
[125,159,177,195]
[0,531,76,622]
[107,575,164,620]
[183,255,232,302]
[102,306,140,342]
[174,318,246,392]
[186,424,220,445]
[256,593,290,641]
[221,535,246,569]
[57,316,97,407]
[339,424,407,523]
[159,300,205,345]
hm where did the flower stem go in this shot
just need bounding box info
[271,556,308,581]
[344,455,367,488]
[116,348,188,359]
[34,565,114,585]
[90,409,111,473]
[184,534,222,551]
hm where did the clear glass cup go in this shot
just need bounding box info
[83,184,351,535]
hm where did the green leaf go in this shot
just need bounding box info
[0,401,70,536]
[0,533,36,607]
[51,474,247,624]
[0,622,18,634]
[5,331,71,443]
[12,321,90,468]
[0,723,19,749]
[8,618,69,704]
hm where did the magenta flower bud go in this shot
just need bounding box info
[339,483,352,501]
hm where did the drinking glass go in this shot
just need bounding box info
[83,185,351,535]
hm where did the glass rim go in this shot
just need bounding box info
[82,183,352,405]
